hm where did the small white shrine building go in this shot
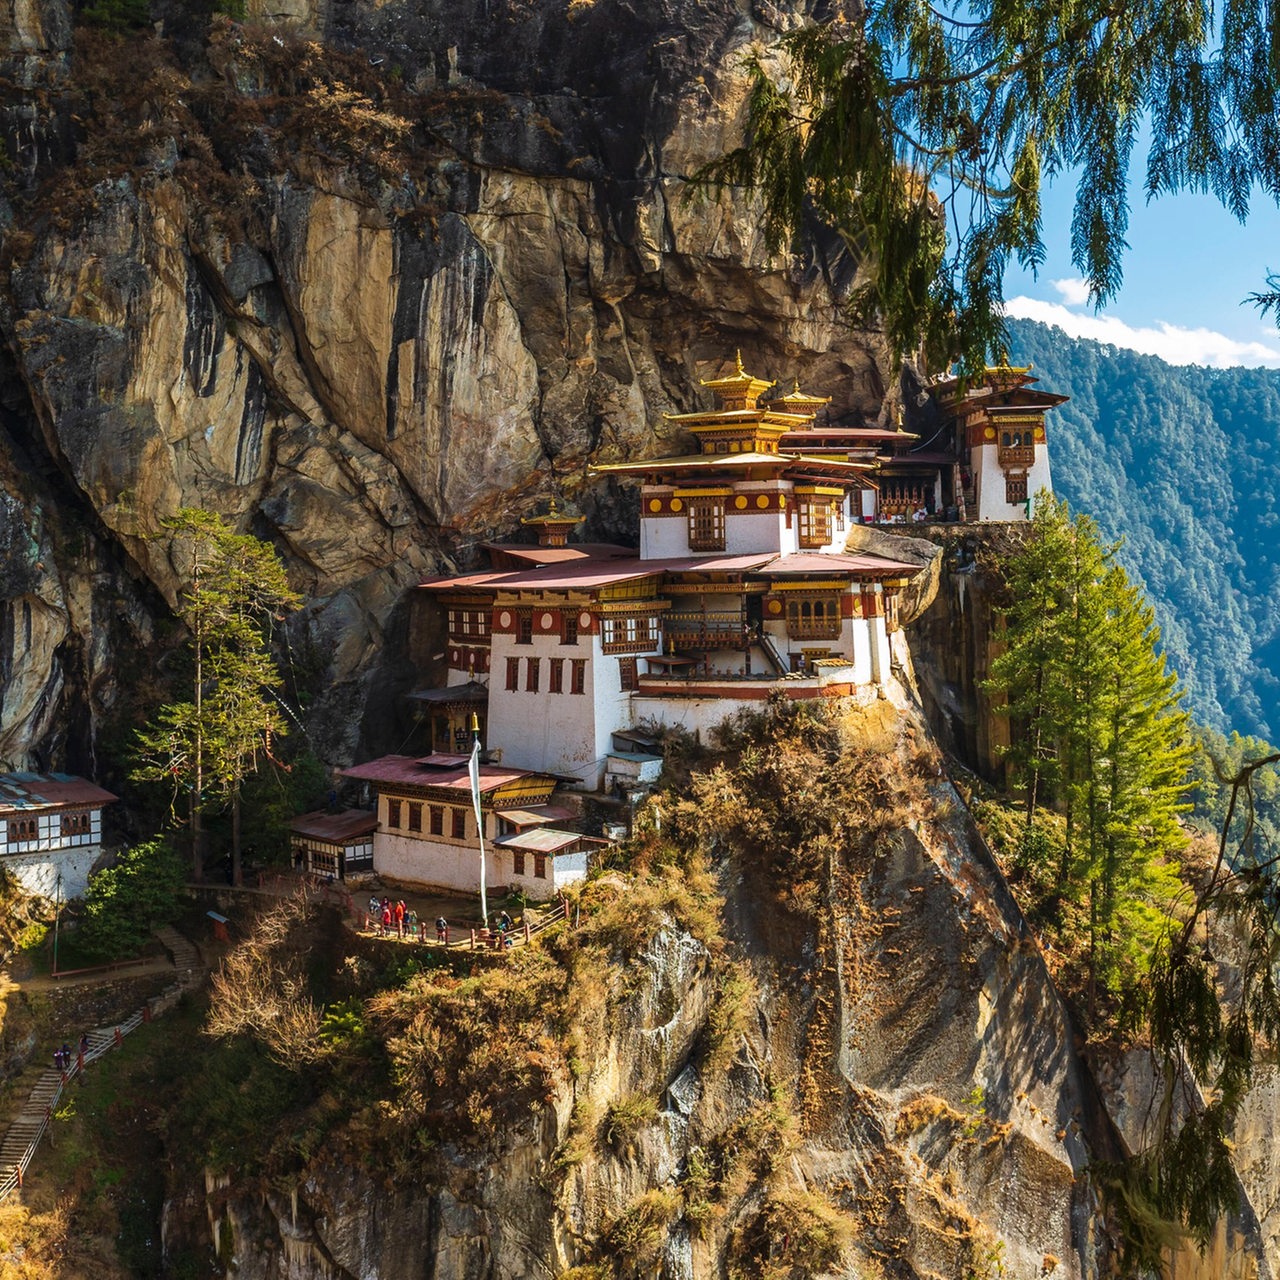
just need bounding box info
[0,772,117,899]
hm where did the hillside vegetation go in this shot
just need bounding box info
[1005,317,1280,741]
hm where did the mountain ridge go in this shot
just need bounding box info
[1006,315,1280,740]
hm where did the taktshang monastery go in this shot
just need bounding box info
[1,357,1065,904]
[290,356,1066,900]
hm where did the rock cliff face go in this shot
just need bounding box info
[159,696,1124,1280]
[0,0,893,773]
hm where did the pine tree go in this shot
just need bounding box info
[989,497,1191,1003]
[132,509,301,884]
[987,497,1074,831]
[700,9,1280,370]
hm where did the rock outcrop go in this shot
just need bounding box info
[0,0,893,772]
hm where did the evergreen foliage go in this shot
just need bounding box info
[78,838,184,961]
[1112,745,1280,1268]
[1189,726,1280,861]
[1006,315,1280,740]
[78,0,149,32]
[987,497,1191,1005]
[131,509,301,884]
[700,7,1280,370]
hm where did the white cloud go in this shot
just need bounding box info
[1003,296,1280,369]
[1051,277,1093,307]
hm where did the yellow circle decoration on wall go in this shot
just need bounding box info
[671,498,683,512]
[1034,426,1045,441]
[648,499,662,512]
[756,494,770,509]
[735,496,748,509]
[984,426,996,440]
[768,600,782,615]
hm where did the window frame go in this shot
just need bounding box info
[687,499,726,551]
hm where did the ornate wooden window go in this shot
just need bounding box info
[513,850,526,875]
[7,817,36,843]
[601,614,659,653]
[534,854,547,878]
[687,500,726,551]
[447,607,491,642]
[60,812,91,838]
[408,803,423,833]
[561,612,578,645]
[549,657,564,693]
[785,595,842,640]
[570,659,587,694]
[618,657,639,691]
[386,798,402,829]
[506,657,520,691]
[525,657,540,692]
[1005,474,1029,505]
[798,500,835,548]
[451,808,466,839]
[516,611,533,645]
[428,806,443,836]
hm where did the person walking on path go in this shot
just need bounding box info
[394,900,406,939]
[381,904,393,936]
[435,915,448,944]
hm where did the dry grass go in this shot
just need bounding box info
[727,1188,854,1280]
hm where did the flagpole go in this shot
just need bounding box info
[469,714,488,927]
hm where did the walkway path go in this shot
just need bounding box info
[0,926,206,1203]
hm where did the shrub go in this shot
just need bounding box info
[728,1189,853,1280]
[603,1093,659,1152]
[603,1189,680,1271]
[78,838,184,961]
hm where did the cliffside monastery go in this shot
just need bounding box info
[295,357,1067,898]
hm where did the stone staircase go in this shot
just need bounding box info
[155,924,202,980]
[0,925,206,1199]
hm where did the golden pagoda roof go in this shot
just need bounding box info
[773,379,832,413]
[589,451,876,483]
[698,352,776,399]
[519,497,581,530]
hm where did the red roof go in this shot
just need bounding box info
[289,809,378,842]
[0,773,117,813]
[421,547,920,595]
[767,552,923,577]
[482,542,636,567]
[341,754,545,792]
[421,559,664,592]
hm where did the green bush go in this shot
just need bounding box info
[78,838,185,961]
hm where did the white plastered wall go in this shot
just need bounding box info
[972,444,1054,521]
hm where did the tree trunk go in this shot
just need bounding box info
[232,790,242,887]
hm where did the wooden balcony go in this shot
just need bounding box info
[665,609,749,650]
[998,445,1035,467]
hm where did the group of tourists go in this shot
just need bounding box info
[362,893,525,949]
[369,896,418,938]
[366,895,456,945]
[53,1034,90,1074]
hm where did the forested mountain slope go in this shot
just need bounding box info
[1005,317,1280,740]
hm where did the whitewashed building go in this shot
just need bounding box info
[415,358,922,788]
[288,809,377,882]
[341,753,606,898]
[0,772,117,899]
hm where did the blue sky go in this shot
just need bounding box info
[1002,177,1280,368]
